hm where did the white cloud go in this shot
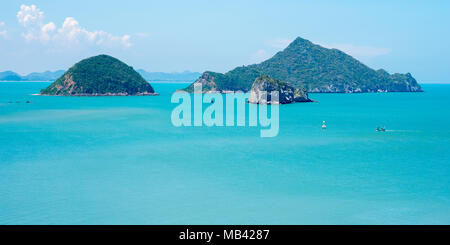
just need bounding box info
[0,21,6,39]
[17,4,131,48]
[42,22,56,32]
[251,49,271,63]
[40,22,56,41]
[268,38,293,49]
[136,32,149,38]
[17,5,44,27]
[321,43,391,59]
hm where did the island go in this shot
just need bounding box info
[40,55,157,96]
[0,70,65,81]
[248,75,312,104]
[0,71,23,81]
[183,37,423,93]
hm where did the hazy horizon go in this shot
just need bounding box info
[0,68,200,77]
[0,0,449,83]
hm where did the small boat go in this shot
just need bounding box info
[322,121,326,130]
[376,126,386,132]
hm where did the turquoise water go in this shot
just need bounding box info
[0,82,449,224]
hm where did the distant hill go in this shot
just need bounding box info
[137,69,201,82]
[0,71,22,81]
[1,69,199,82]
[184,37,422,93]
[41,55,156,96]
[23,70,65,81]
[0,70,65,81]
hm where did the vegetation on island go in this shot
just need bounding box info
[184,37,422,93]
[41,55,155,96]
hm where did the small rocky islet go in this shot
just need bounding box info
[40,55,157,96]
[248,75,312,104]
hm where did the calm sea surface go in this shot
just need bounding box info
[0,82,449,224]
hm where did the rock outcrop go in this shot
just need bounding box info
[248,76,312,104]
[189,72,218,92]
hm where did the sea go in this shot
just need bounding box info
[0,82,449,224]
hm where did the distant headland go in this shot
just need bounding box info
[183,37,423,94]
[0,70,65,81]
[40,55,158,96]
[0,69,200,82]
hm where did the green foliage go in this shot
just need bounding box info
[41,55,154,95]
[184,37,422,93]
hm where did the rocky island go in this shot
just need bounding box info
[184,37,422,93]
[248,75,312,104]
[40,55,157,96]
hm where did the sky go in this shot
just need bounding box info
[0,0,449,83]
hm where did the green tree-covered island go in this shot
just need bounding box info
[40,55,157,96]
[184,37,422,94]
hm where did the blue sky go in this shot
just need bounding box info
[0,0,449,83]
